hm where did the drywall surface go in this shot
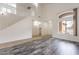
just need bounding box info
[0,17,32,43]
[53,8,79,42]
[41,4,79,42]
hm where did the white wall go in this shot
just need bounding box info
[0,14,24,30]
[54,8,79,42]
[16,3,35,16]
[0,16,32,43]
[41,4,79,42]
[41,21,52,36]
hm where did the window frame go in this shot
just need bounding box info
[58,8,77,36]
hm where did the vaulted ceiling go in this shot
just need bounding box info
[0,3,79,30]
[40,3,79,20]
[0,3,35,30]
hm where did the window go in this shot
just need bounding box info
[59,15,73,35]
[0,3,16,15]
[59,8,77,36]
[7,3,16,8]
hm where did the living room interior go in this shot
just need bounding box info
[0,3,79,55]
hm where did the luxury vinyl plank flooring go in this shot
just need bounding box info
[0,38,79,55]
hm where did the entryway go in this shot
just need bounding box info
[32,20,52,38]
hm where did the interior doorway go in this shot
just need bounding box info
[32,20,52,37]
